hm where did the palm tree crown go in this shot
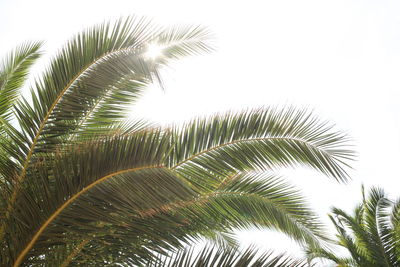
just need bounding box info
[0,16,354,266]
[307,187,400,266]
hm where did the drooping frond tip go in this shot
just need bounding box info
[168,106,355,183]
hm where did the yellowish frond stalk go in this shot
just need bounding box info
[13,165,162,267]
[60,239,90,267]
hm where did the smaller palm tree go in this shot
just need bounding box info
[307,186,400,266]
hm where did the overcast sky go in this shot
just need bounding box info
[1,0,400,263]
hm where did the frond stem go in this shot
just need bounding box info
[60,239,90,267]
[171,136,330,170]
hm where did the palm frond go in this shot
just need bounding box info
[305,246,355,266]
[168,107,354,190]
[330,209,373,265]
[0,42,42,186]
[146,245,310,267]
[391,199,400,262]
[308,187,400,267]
[8,161,327,265]
[15,17,157,161]
[6,131,174,266]
[128,172,328,251]
[365,188,397,265]
[203,230,240,250]
[0,41,42,122]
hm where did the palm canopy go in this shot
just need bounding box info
[0,16,354,266]
[307,187,400,266]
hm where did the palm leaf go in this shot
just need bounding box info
[307,187,400,267]
[0,42,42,189]
[6,131,174,266]
[0,41,42,122]
[167,107,353,193]
[145,245,311,267]
[362,187,393,265]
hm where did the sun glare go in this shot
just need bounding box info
[145,44,163,60]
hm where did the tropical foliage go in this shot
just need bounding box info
[145,246,312,267]
[307,187,400,266]
[0,17,353,266]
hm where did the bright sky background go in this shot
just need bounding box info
[2,0,400,264]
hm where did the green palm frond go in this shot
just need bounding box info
[203,230,240,250]
[78,24,212,130]
[168,107,353,191]
[307,187,400,267]
[7,131,174,266]
[146,245,311,267]
[329,210,371,266]
[151,24,214,63]
[305,246,355,266]
[14,17,156,162]
[0,42,42,182]
[0,41,42,122]
[9,157,326,266]
[132,172,328,251]
[391,199,400,262]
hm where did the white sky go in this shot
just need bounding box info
[2,0,400,264]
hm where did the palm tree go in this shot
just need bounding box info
[307,187,400,266]
[0,17,353,266]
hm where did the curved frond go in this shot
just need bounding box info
[306,246,355,266]
[5,131,173,266]
[308,187,400,267]
[0,41,42,122]
[69,24,212,139]
[168,107,354,190]
[131,173,328,251]
[203,230,240,250]
[146,245,310,267]
[0,42,42,183]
